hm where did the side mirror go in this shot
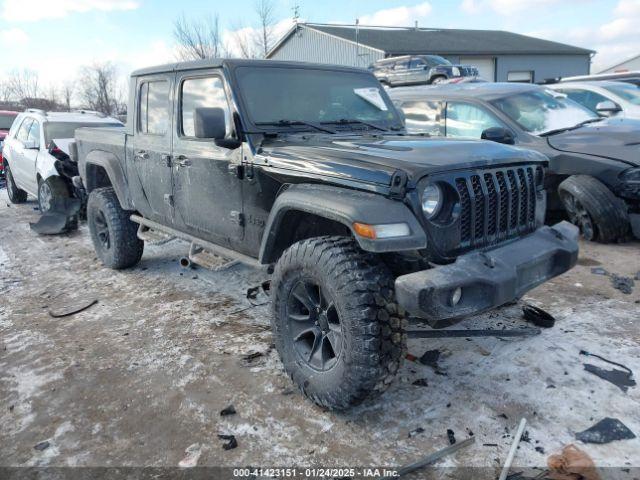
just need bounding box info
[481,127,515,145]
[23,140,38,150]
[595,100,621,116]
[194,107,226,140]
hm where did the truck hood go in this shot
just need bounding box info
[546,117,640,167]
[261,135,547,185]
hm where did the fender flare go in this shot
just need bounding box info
[259,184,427,264]
[82,150,135,210]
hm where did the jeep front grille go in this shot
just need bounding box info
[454,165,542,250]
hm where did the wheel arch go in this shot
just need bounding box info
[258,184,427,264]
[83,150,134,210]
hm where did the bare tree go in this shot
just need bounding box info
[229,22,258,59]
[6,69,40,101]
[0,80,12,103]
[62,81,75,111]
[254,0,276,58]
[78,62,122,116]
[173,13,223,60]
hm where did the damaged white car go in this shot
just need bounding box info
[3,109,122,213]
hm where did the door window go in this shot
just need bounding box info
[27,120,40,147]
[446,102,503,138]
[393,60,409,71]
[559,89,610,113]
[399,100,443,136]
[180,76,230,138]
[409,58,426,69]
[139,80,170,135]
[16,118,34,143]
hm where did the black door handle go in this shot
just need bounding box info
[176,155,191,167]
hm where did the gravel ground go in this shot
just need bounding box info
[1,190,639,479]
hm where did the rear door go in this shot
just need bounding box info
[131,74,174,223]
[407,57,428,84]
[7,117,34,191]
[390,60,410,86]
[171,70,244,248]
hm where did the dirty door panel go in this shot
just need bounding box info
[131,75,174,223]
[171,71,244,248]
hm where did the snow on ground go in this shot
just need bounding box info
[0,189,639,478]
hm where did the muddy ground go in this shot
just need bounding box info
[1,190,639,479]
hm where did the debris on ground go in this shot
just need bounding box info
[547,444,600,480]
[498,418,527,480]
[48,297,98,318]
[29,198,81,235]
[240,351,265,367]
[580,350,636,392]
[590,267,608,276]
[575,418,636,444]
[397,436,475,477]
[411,378,429,387]
[178,443,202,468]
[418,349,448,375]
[220,405,237,416]
[218,434,238,450]
[406,328,540,338]
[522,304,556,328]
[446,429,456,445]
[610,274,634,295]
[408,427,425,438]
[33,441,50,451]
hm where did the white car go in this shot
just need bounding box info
[548,81,640,120]
[3,109,122,212]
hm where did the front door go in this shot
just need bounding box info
[131,74,174,223]
[171,70,244,248]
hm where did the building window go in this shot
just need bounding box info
[507,71,534,83]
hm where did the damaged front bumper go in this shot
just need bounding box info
[395,221,579,323]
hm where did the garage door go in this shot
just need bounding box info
[460,57,495,81]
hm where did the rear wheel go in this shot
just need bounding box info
[271,236,406,410]
[5,163,27,204]
[87,187,144,269]
[558,175,629,242]
[38,176,70,213]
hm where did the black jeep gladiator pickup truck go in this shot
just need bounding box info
[74,59,579,410]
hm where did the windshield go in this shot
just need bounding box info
[492,89,598,135]
[602,83,640,105]
[235,66,402,132]
[44,121,122,142]
[0,113,17,130]
[423,55,452,66]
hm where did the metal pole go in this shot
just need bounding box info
[498,418,527,480]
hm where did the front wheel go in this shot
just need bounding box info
[271,236,406,410]
[430,75,447,84]
[38,176,71,213]
[87,187,144,269]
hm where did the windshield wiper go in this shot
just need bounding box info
[255,119,336,134]
[320,118,398,132]
[539,118,602,137]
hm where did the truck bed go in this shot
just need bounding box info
[75,126,128,165]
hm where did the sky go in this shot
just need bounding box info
[0,0,638,96]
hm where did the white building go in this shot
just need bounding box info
[599,54,640,74]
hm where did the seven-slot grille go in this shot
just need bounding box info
[454,165,543,250]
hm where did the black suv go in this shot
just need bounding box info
[390,82,640,242]
[74,60,578,410]
[371,55,479,87]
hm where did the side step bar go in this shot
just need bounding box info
[130,215,263,270]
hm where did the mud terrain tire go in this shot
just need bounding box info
[271,236,406,410]
[5,163,27,203]
[87,187,143,269]
[558,175,628,242]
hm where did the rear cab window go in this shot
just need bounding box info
[139,80,170,135]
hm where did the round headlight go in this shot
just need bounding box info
[421,184,442,219]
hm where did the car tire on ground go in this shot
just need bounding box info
[558,175,629,242]
[87,187,144,269]
[271,236,406,410]
[38,176,70,213]
[430,75,447,84]
[5,163,28,204]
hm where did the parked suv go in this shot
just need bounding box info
[0,110,19,178]
[548,81,640,120]
[389,83,640,241]
[74,59,578,410]
[371,55,479,87]
[3,109,122,211]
